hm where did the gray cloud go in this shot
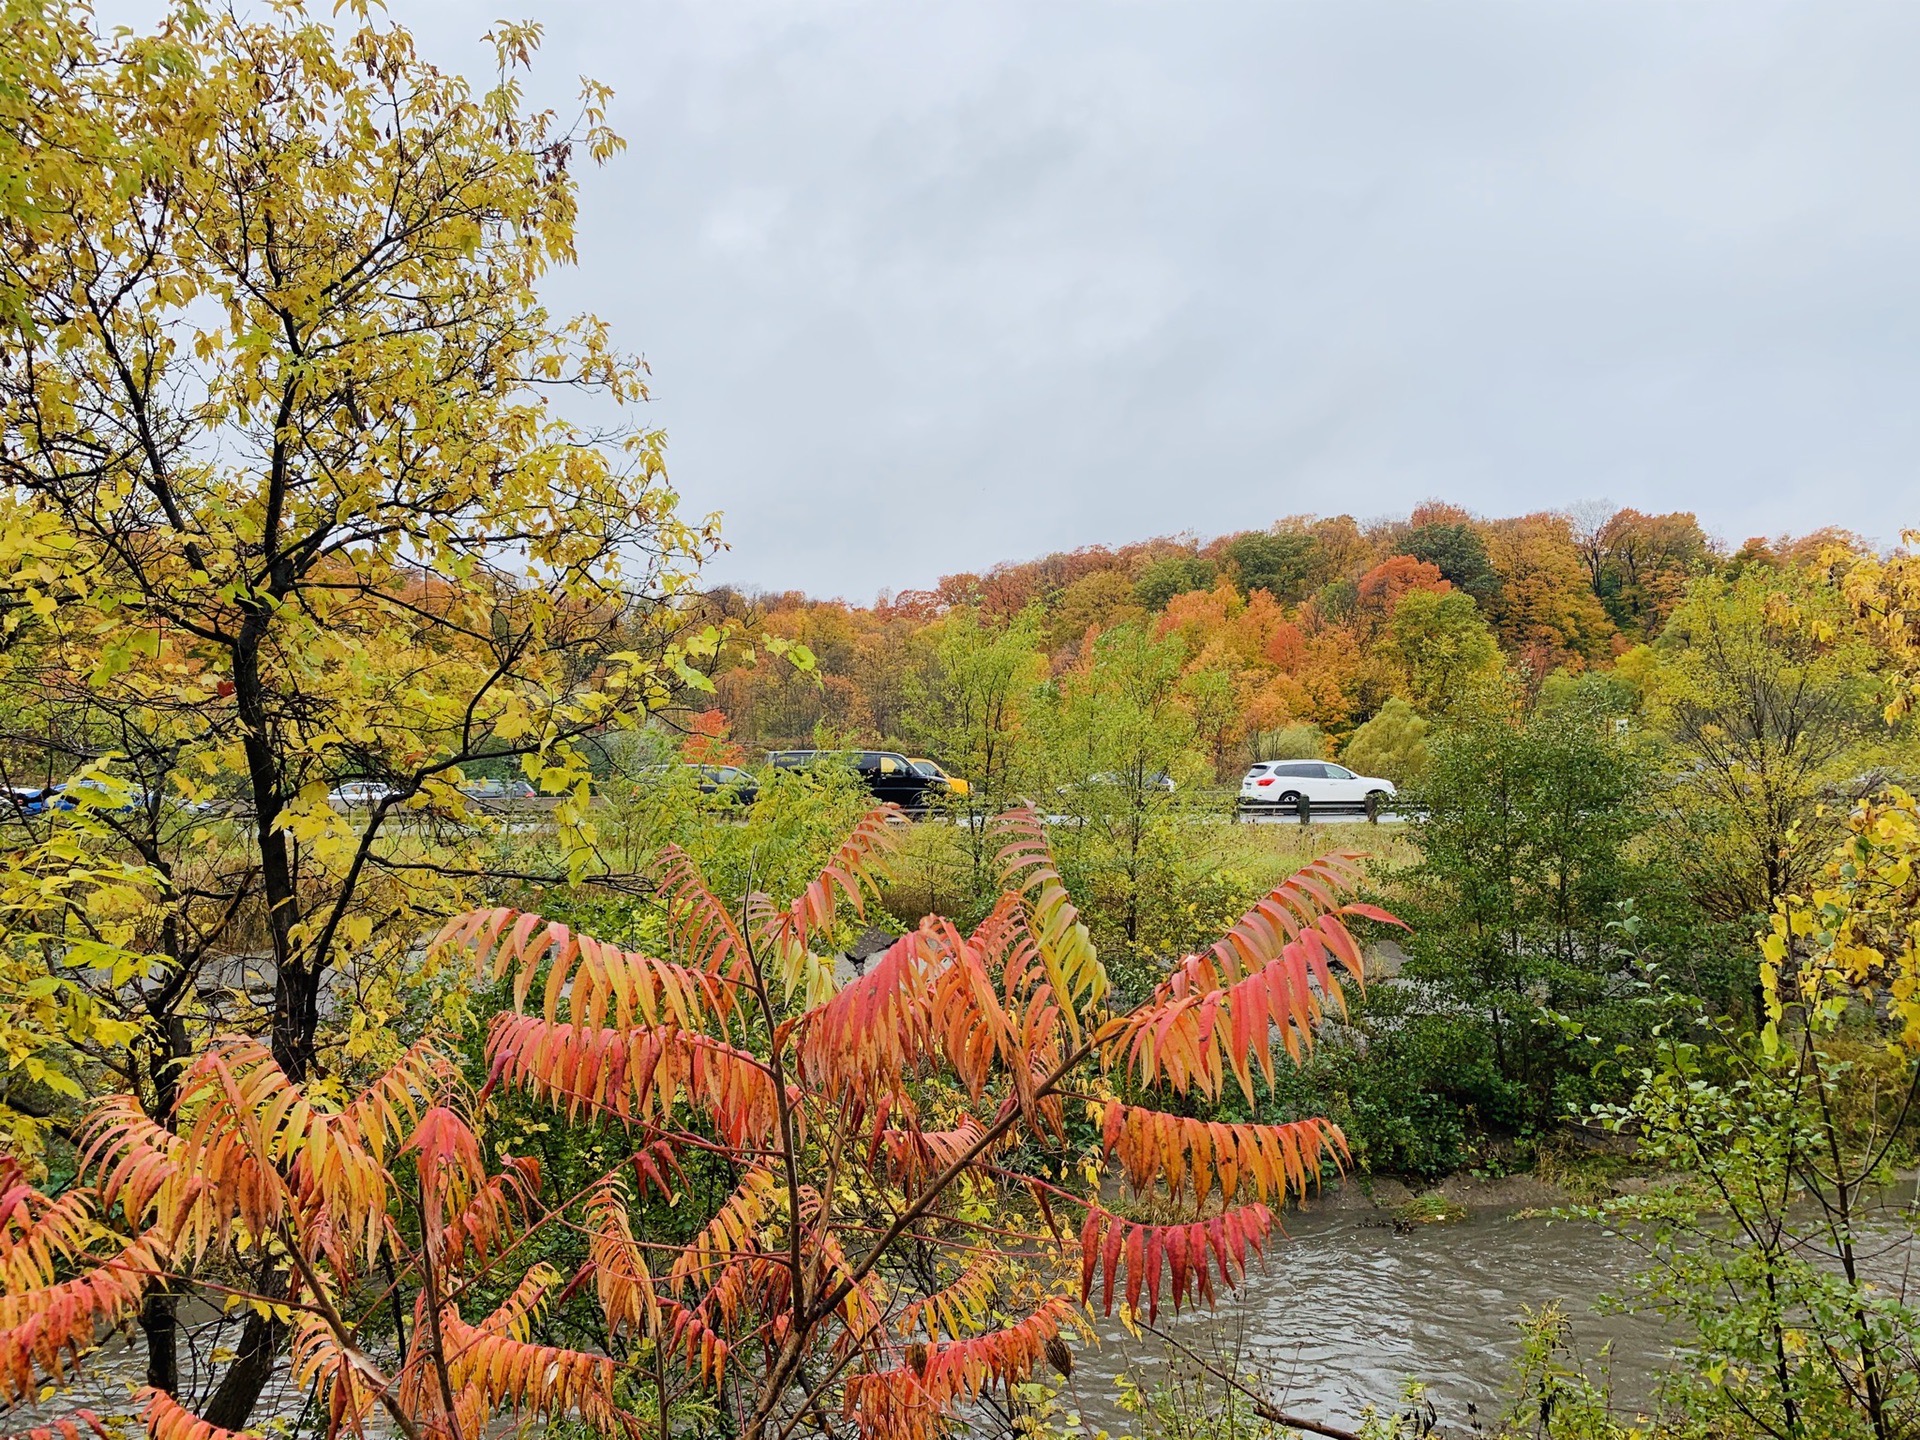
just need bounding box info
[390,1,1920,596]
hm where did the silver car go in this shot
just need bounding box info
[328,780,395,808]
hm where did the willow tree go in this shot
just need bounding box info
[0,3,716,1414]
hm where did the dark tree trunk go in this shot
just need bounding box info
[201,1309,285,1430]
[213,625,305,1429]
[139,1283,179,1395]
[232,618,317,1083]
[202,1260,287,1429]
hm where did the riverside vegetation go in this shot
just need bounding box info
[4,3,1920,1438]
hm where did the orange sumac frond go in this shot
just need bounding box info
[139,1388,258,1440]
[440,1155,541,1266]
[1099,1101,1345,1206]
[84,1037,392,1262]
[754,807,897,955]
[843,1296,1074,1440]
[924,898,1027,1100]
[628,1137,683,1203]
[1078,1204,1274,1320]
[994,809,1107,1030]
[486,1016,779,1147]
[341,1038,456,1158]
[798,927,946,1102]
[8,1408,108,1440]
[651,844,753,979]
[440,1312,635,1438]
[81,1101,243,1260]
[894,1255,998,1341]
[1113,920,1375,1102]
[660,1299,732,1386]
[0,1174,98,1293]
[918,1295,1074,1402]
[587,1179,659,1338]
[1156,854,1400,999]
[434,907,737,1034]
[691,1256,776,1334]
[473,1265,558,1338]
[1175,852,1371,983]
[0,1231,171,1400]
[164,1042,390,1261]
[876,1117,992,1192]
[669,1165,780,1295]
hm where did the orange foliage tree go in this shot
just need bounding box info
[0,810,1398,1440]
[681,709,746,767]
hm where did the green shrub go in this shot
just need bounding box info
[1254,722,1326,761]
[1341,697,1431,785]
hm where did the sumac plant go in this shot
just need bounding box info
[0,809,1400,1440]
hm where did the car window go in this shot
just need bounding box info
[1272,762,1315,777]
[1245,764,1269,777]
[1326,764,1355,779]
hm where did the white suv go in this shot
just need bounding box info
[1240,760,1395,812]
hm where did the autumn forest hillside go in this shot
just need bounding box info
[700,501,1865,778]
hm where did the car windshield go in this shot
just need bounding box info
[910,760,939,778]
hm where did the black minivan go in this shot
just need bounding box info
[766,750,943,812]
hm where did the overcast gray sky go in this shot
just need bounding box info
[394,1,1920,599]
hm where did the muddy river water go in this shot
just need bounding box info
[1068,1189,1671,1435]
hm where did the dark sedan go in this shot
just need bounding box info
[765,749,942,812]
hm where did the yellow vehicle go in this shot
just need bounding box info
[907,758,970,797]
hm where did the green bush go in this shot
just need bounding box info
[1250,989,1529,1180]
[1133,555,1218,610]
[1253,723,1326,761]
[1340,697,1431,785]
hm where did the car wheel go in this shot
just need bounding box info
[1366,790,1391,807]
[1276,790,1302,806]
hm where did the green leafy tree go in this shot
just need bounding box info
[898,606,1044,806]
[1398,519,1501,606]
[1645,567,1888,919]
[1340,697,1430,785]
[1403,691,1649,1105]
[1181,661,1243,781]
[1255,722,1327,761]
[1036,623,1208,988]
[1388,589,1503,713]
[1580,794,1920,1440]
[1133,554,1217,610]
[1221,531,1322,604]
[896,605,1047,901]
